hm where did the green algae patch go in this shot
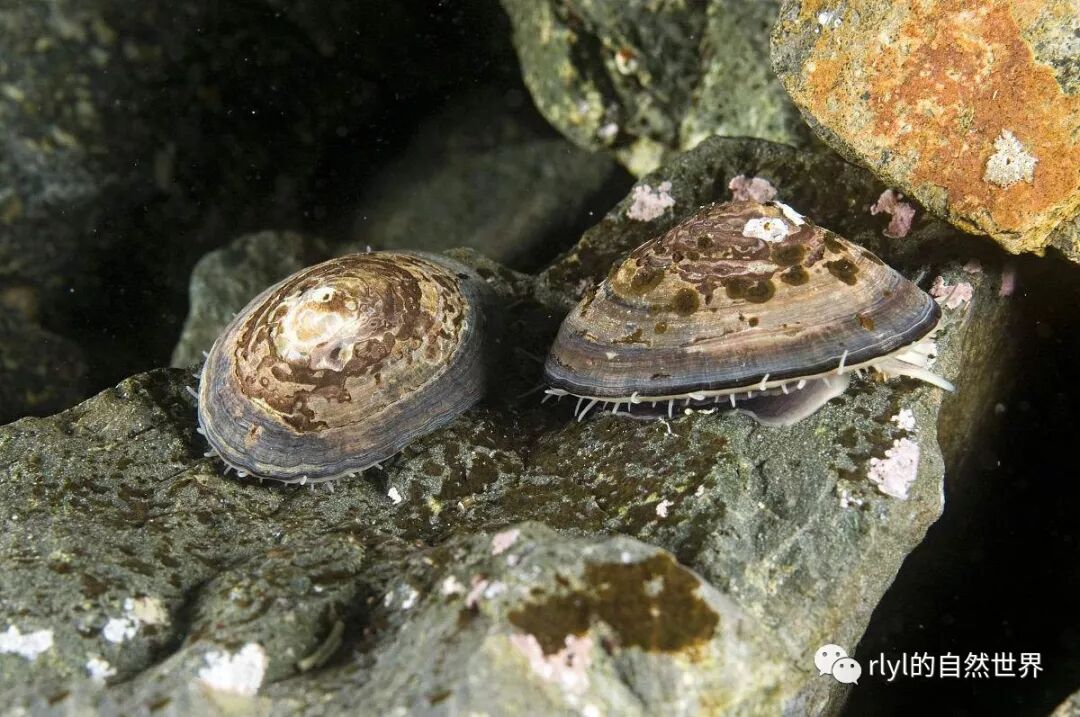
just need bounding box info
[508,554,718,656]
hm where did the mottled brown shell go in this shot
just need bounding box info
[198,251,484,483]
[544,200,941,400]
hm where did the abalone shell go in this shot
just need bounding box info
[198,251,485,483]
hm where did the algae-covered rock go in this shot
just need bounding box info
[499,0,810,176]
[2,137,1015,714]
[348,91,626,271]
[274,524,789,715]
[771,0,1080,261]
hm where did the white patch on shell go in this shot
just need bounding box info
[509,632,593,695]
[984,130,1037,188]
[491,528,520,555]
[772,200,806,226]
[742,216,792,243]
[655,499,674,518]
[273,285,364,372]
[626,181,675,222]
[387,486,403,504]
[867,437,920,500]
[86,655,117,683]
[197,643,268,696]
[0,626,53,661]
[838,487,864,509]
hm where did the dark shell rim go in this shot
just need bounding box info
[196,250,486,483]
[543,298,941,399]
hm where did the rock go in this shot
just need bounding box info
[171,231,328,368]
[499,0,810,176]
[1,139,1014,713]
[771,0,1080,260]
[350,91,627,271]
[0,312,88,425]
[1053,689,1080,717]
[278,524,789,715]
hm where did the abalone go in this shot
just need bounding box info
[197,251,485,484]
[544,200,951,425]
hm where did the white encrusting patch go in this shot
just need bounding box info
[86,655,117,683]
[984,130,1037,188]
[0,626,53,661]
[892,408,916,431]
[197,643,268,696]
[867,437,920,500]
[509,633,593,696]
[387,486,403,504]
[655,499,674,518]
[102,596,169,644]
[741,217,791,243]
[102,618,136,644]
[626,181,675,222]
[491,528,520,555]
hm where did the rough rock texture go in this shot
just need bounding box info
[349,92,626,271]
[170,231,328,368]
[771,0,1080,259]
[499,0,810,176]
[2,137,1015,714]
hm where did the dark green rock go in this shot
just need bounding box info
[499,0,811,175]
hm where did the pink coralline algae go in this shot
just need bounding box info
[999,263,1017,297]
[930,275,973,309]
[869,189,916,238]
[627,181,675,222]
[867,437,920,500]
[728,175,778,203]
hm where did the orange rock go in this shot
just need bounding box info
[772,0,1080,257]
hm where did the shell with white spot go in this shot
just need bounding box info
[197,251,485,484]
[544,200,951,424]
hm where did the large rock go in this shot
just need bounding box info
[499,0,810,176]
[771,0,1080,260]
[2,137,1014,714]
